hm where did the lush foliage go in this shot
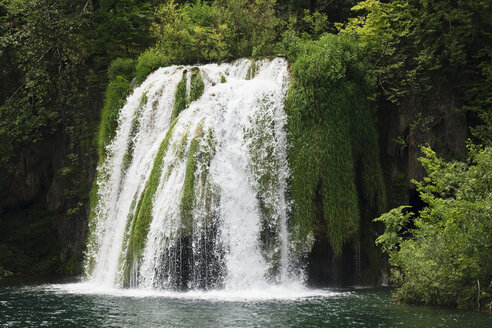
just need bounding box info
[286,34,385,256]
[0,0,99,274]
[0,0,164,275]
[375,145,492,309]
[189,68,205,102]
[135,48,170,85]
[338,0,492,143]
[151,0,280,64]
[0,0,490,312]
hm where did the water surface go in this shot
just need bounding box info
[1,278,489,327]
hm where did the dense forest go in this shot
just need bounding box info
[0,0,490,310]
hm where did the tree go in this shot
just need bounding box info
[338,0,492,144]
[375,145,492,309]
[150,0,280,64]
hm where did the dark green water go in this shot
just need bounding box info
[0,278,490,327]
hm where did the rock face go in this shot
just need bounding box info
[378,88,468,209]
[0,100,100,275]
[0,77,468,282]
[304,87,469,287]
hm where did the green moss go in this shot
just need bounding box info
[172,70,188,121]
[180,124,204,237]
[286,34,385,257]
[190,68,205,102]
[117,193,139,277]
[176,128,190,161]
[98,76,133,160]
[220,74,227,83]
[171,68,204,124]
[245,60,257,80]
[200,129,216,187]
[122,92,148,174]
[244,96,281,273]
[139,92,148,107]
[84,173,100,276]
[122,119,178,285]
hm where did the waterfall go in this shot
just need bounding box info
[84,58,296,290]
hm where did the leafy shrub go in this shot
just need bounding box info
[135,48,170,85]
[375,145,492,309]
[150,0,280,65]
[108,58,136,81]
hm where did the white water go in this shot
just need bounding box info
[85,58,298,292]
[49,282,346,301]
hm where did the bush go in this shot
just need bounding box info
[149,0,280,66]
[108,58,136,81]
[375,145,492,309]
[135,48,170,85]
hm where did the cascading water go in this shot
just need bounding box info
[84,58,299,291]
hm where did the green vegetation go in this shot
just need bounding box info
[0,0,159,275]
[172,71,188,121]
[286,34,385,256]
[338,0,492,143]
[244,96,282,273]
[375,145,492,309]
[337,0,491,308]
[98,76,133,159]
[122,119,178,285]
[245,60,257,80]
[108,58,137,82]
[84,173,101,276]
[180,126,204,237]
[0,266,12,280]
[171,68,205,123]
[0,0,490,312]
[122,92,148,173]
[135,49,170,86]
[151,0,279,64]
[189,68,205,102]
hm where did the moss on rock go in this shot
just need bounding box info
[122,119,178,285]
[98,76,133,161]
[190,68,205,102]
[180,123,204,237]
[172,70,188,121]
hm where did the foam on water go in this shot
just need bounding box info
[46,282,348,302]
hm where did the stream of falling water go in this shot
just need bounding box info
[84,58,297,291]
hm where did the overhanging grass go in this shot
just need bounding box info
[286,34,385,257]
